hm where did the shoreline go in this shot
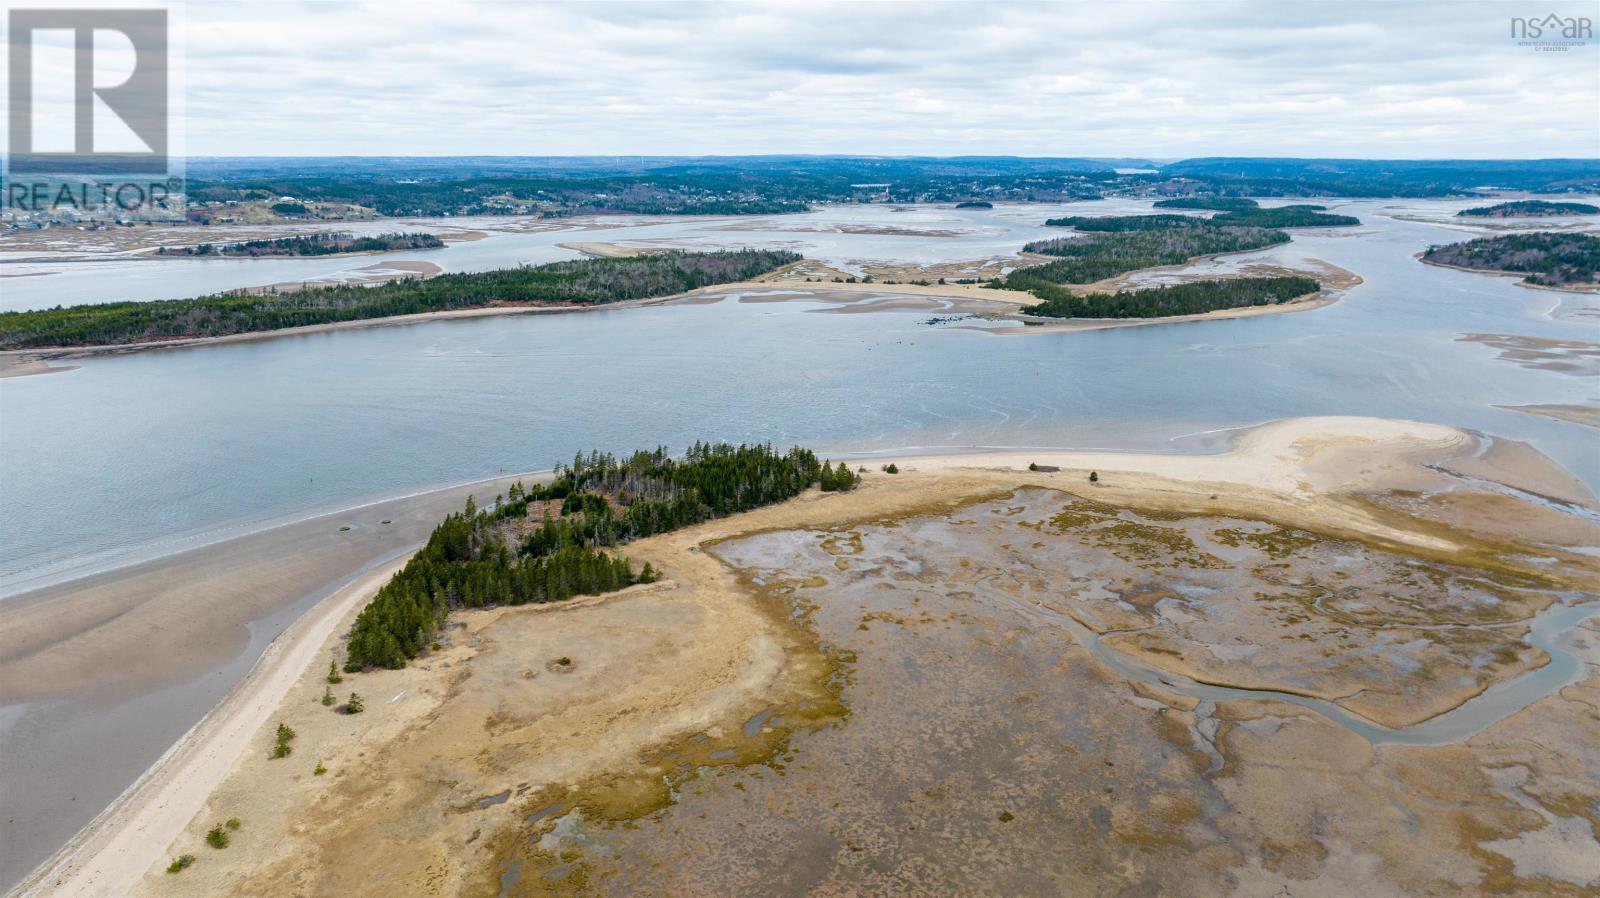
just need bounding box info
[1497,402,1600,430]
[10,416,1599,897]
[1414,254,1600,294]
[0,465,558,601]
[983,289,1335,335]
[0,471,545,893]
[0,291,710,378]
[5,558,411,898]
[0,257,1359,377]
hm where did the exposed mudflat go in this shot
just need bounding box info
[511,489,1596,897]
[108,419,1598,898]
[1458,333,1600,379]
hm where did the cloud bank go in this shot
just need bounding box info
[96,1,1600,157]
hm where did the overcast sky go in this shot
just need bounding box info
[13,0,1600,158]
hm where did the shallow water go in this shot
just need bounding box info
[0,202,1094,311]
[3,199,1598,595]
[2,196,1598,889]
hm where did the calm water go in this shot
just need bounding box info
[1,201,1598,891]
[0,202,1105,311]
[2,199,1597,593]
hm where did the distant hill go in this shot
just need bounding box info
[1158,158,1600,197]
[184,155,1137,181]
[165,156,1600,219]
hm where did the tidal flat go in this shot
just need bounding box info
[506,490,1596,897]
[111,420,1599,898]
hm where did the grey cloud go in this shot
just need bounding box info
[165,0,1599,157]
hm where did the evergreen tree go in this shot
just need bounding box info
[1,250,803,349]
[343,442,828,669]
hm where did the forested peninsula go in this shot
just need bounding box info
[1087,200,1359,228]
[1023,276,1321,319]
[1456,200,1599,218]
[1151,197,1261,211]
[1421,232,1600,288]
[155,231,445,257]
[0,250,800,349]
[1020,217,1290,283]
[995,212,1327,319]
[343,442,858,669]
[1206,205,1359,228]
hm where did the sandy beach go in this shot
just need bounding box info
[6,560,408,898]
[0,472,543,893]
[0,358,79,379]
[12,416,1598,897]
[248,259,444,293]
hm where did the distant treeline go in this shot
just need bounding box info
[996,211,1329,318]
[192,177,813,218]
[1156,157,1600,198]
[1421,232,1600,288]
[186,161,1111,219]
[0,249,799,349]
[954,200,994,209]
[1210,205,1358,228]
[179,158,1600,223]
[156,231,444,257]
[1018,221,1290,284]
[1055,205,1355,229]
[1456,200,1600,218]
[344,442,858,669]
[1152,197,1262,211]
[1023,276,1321,319]
[1043,214,1210,232]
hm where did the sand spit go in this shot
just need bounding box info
[737,259,1354,330]
[1499,403,1600,430]
[0,357,78,378]
[557,242,660,258]
[1076,255,1361,296]
[15,417,1598,898]
[249,260,444,294]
